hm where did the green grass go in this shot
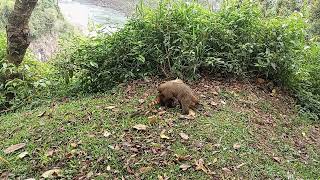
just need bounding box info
[0,80,319,179]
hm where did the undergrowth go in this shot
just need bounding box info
[54,0,319,117]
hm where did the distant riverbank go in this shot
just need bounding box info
[90,0,139,16]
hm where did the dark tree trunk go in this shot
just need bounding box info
[6,0,38,66]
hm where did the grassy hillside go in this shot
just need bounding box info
[1,79,319,179]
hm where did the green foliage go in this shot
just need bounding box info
[0,0,62,38]
[57,0,307,91]
[310,0,320,37]
[293,43,320,118]
[0,32,53,112]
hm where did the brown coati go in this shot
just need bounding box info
[157,79,199,114]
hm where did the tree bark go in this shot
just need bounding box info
[6,0,38,66]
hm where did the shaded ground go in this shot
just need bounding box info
[0,78,319,179]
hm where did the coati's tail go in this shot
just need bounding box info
[148,96,160,107]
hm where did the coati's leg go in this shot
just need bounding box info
[180,98,191,115]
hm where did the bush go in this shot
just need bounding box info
[57,0,306,91]
[0,32,53,112]
[55,0,319,117]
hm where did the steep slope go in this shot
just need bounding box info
[0,79,319,179]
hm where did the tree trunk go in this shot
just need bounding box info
[6,0,38,66]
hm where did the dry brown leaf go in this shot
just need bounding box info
[273,156,281,163]
[160,130,170,139]
[17,151,28,159]
[179,132,189,140]
[233,143,241,150]
[175,154,191,161]
[195,158,208,173]
[86,171,94,179]
[179,164,191,171]
[70,143,78,148]
[133,124,148,131]
[4,143,26,154]
[222,167,232,173]
[179,114,195,120]
[103,131,111,137]
[256,78,265,84]
[236,163,246,169]
[212,158,218,164]
[37,111,46,117]
[138,166,153,174]
[138,99,145,104]
[105,105,116,110]
[46,149,55,157]
[148,115,157,124]
[271,89,277,96]
[158,175,169,180]
[210,101,218,106]
[212,90,219,96]
[158,111,166,116]
[41,168,62,178]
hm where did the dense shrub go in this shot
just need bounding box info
[54,0,319,117]
[0,32,53,112]
[57,0,306,91]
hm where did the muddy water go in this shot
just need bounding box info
[58,0,127,34]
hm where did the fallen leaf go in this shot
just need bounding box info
[138,99,145,104]
[105,105,116,110]
[4,143,26,154]
[179,114,195,120]
[179,132,189,140]
[158,175,169,180]
[107,165,111,171]
[212,158,218,164]
[46,149,55,157]
[271,89,276,96]
[70,143,78,148]
[222,167,232,173]
[272,156,281,163]
[133,124,147,131]
[160,130,170,139]
[210,101,218,106]
[220,100,226,105]
[212,90,219,96]
[86,171,94,179]
[138,166,153,174]
[17,151,28,159]
[41,169,62,178]
[158,111,166,116]
[103,131,111,137]
[148,115,157,124]
[37,111,46,117]
[233,143,241,150]
[175,154,191,161]
[256,78,265,84]
[195,158,208,173]
[179,164,191,171]
[236,163,246,169]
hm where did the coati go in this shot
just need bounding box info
[157,79,199,114]
[131,79,199,117]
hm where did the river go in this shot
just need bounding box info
[58,0,128,35]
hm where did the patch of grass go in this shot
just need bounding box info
[0,80,319,179]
